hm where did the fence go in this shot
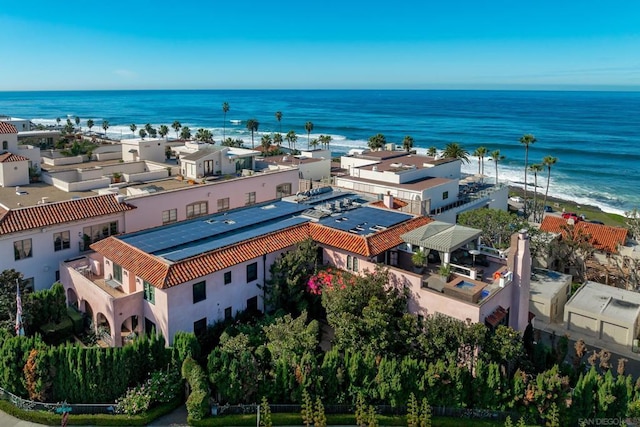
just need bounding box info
[0,386,115,415]
[217,403,518,422]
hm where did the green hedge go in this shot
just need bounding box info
[0,398,181,426]
[182,357,210,421]
[66,308,84,334]
[40,317,73,345]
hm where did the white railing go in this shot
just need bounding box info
[478,245,509,260]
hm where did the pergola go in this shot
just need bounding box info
[401,221,481,265]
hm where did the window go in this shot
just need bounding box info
[2,141,7,150]
[193,281,206,303]
[14,239,32,260]
[346,255,358,272]
[22,277,34,292]
[247,296,258,311]
[224,307,232,320]
[186,201,208,219]
[53,231,70,251]
[143,280,155,304]
[217,197,230,212]
[82,221,119,247]
[224,271,232,285]
[162,209,177,224]
[276,183,292,198]
[442,191,449,200]
[246,262,258,282]
[194,318,207,336]
[245,191,256,206]
[113,264,123,282]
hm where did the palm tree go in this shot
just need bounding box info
[180,126,192,140]
[368,133,386,151]
[304,121,314,149]
[402,135,414,152]
[130,123,137,136]
[139,129,147,140]
[427,146,438,157]
[286,130,297,150]
[542,155,558,215]
[318,134,332,149]
[519,134,537,216]
[529,163,543,221]
[172,120,182,140]
[196,128,213,142]
[101,120,110,138]
[261,134,272,153]
[222,102,230,140]
[443,142,470,163]
[87,119,94,133]
[56,117,61,128]
[489,150,505,185]
[159,125,169,139]
[246,119,259,149]
[273,132,283,147]
[75,116,81,132]
[275,111,283,134]
[309,138,319,150]
[473,146,488,177]
[144,123,154,136]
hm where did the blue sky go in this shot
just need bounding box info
[1,1,639,91]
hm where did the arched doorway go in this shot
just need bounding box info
[95,312,112,346]
[66,288,78,310]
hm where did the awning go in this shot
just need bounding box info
[401,221,481,253]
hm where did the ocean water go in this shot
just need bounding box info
[1,89,638,215]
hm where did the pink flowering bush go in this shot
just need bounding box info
[115,368,182,415]
[307,267,355,295]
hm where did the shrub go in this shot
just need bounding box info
[116,368,182,415]
[182,357,211,421]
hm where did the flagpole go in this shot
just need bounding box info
[15,279,24,337]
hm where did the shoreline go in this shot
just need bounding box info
[507,186,627,227]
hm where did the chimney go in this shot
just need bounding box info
[383,191,394,209]
[510,229,531,333]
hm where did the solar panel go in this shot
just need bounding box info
[318,206,412,235]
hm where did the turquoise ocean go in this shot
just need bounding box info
[0,89,638,215]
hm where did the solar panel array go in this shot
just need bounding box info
[120,200,309,255]
[318,206,412,235]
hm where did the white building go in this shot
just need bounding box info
[529,268,572,324]
[564,281,640,347]
[121,137,166,163]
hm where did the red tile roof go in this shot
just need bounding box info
[0,194,136,235]
[370,199,409,209]
[91,212,432,289]
[539,215,628,254]
[0,122,17,134]
[0,153,29,163]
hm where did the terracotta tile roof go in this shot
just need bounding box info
[92,212,431,289]
[0,153,29,163]
[310,215,431,257]
[93,223,311,289]
[540,215,628,254]
[91,237,170,287]
[0,194,136,235]
[0,122,17,134]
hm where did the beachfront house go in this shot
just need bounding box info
[121,137,166,163]
[60,187,532,347]
[334,150,508,222]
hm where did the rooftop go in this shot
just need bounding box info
[337,174,452,191]
[567,281,640,322]
[359,154,456,172]
[529,268,572,300]
[0,122,17,134]
[540,215,628,253]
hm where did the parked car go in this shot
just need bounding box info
[509,196,523,203]
[562,212,581,222]
[543,205,553,212]
[588,220,605,225]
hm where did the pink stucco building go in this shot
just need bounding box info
[60,187,532,347]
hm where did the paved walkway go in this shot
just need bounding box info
[0,410,44,427]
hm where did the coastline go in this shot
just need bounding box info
[507,186,627,227]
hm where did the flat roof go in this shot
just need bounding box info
[358,154,454,172]
[337,174,452,191]
[567,281,640,322]
[529,268,572,300]
[0,182,96,209]
[317,206,412,236]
